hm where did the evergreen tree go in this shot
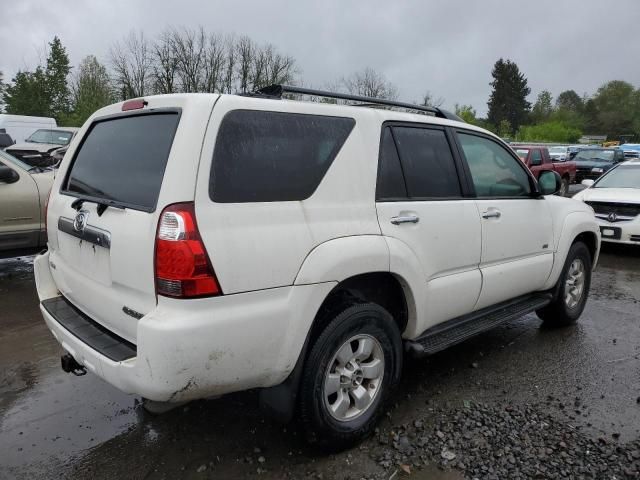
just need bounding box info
[3,68,50,117]
[46,36,72,121]
[487,58,531,134]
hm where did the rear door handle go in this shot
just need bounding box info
[390,215,419,225]
[482,210,501,219]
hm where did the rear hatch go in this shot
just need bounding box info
[46,95,217,343]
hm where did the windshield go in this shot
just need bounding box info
[595,165,640,189]
[26,129,74,145]
[549,146,566,154]
[0,148,32,171]
[514,148,529,159]
[575,150,615,162]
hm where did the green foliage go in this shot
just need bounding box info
[65,56,114,126]
[555,89,583,113]
[517,121,582,143]
[487,58,531,134]
[531,90,553,123]
[587,80,639,139]
[3,68,50,117]
[454,104,478,124]
[2,36,71,122]
[498,119,512,138]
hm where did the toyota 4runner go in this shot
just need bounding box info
[34,86,600,449]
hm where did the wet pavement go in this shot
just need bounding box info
[0,244,638,479]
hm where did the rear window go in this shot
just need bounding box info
[64,112,179,211]
[210,110,355,203]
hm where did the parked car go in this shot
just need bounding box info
[574,148,626,183]
[35,88,599,449]
[548,145,570,161]
[619,143,640,160]
[0,149,55,256]
[573,159,640,245]
[0,130,15,149]
[6,127,79,167]
[512,145,576,195]
[0,114,57,143]
[50,145,68,166]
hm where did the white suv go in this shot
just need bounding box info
[34,86,600,449]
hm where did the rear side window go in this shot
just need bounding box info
[392,127,461,198]
[64,112,180,211]
[376,127,407,199]
[210,110,355,203]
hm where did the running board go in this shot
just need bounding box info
[405,293,552,357]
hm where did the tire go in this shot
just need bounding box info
[537,241,592,327]
[299,302,402,451]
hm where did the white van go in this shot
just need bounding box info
[0,114,57,143]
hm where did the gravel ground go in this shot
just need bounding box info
[373,401,640,479]
[1,243,639,479]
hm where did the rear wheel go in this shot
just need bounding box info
[537,241,592,326]
[299,303,402,450]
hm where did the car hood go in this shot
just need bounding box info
[6,142,62,153]
[575,160,615,169]
[576,187,640,204]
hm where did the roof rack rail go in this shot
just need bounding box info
[253,84,464,122]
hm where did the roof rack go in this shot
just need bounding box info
[252,84,464,122]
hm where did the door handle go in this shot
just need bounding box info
[482,210,501,219]
[390,215,419,225]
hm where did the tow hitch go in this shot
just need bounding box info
[61,354,87,376]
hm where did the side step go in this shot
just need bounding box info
[405,293,552,357]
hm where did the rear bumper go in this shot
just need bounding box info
[35,251,335,402]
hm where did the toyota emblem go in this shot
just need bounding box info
[73,210,89,233]
[607,212,618,223]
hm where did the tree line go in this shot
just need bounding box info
[1,33,638,144]
[456,58,640,143]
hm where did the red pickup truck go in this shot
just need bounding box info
[512,145,576,196]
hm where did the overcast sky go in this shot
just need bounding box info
[1,0,639,116]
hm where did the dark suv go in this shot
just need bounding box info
[574,148,625,183]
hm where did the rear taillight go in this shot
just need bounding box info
[44,188,52,237]
[155,202,221,298]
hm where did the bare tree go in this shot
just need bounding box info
[421,91,444,108]
[342,67,398,100]
[236,36,254,93]
[152,30,178,94]
[109,31,151,99]
[171,27,206,92]
[202,33,226,93]
[222,35,236,94]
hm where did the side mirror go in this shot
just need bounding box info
[581,179,595,187]
[0,165,19,184]
[538,170,562,195]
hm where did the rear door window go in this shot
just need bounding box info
[391,126,461,198]
[210,110,355,203]
[376,127,407,200]
[64,112,180,211]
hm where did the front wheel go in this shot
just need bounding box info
[299,303,402,450]
[537,241,592,327]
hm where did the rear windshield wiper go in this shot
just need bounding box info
[71,197,125,216]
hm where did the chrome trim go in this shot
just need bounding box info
[390,215,420,225]
[58,217,111,249]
